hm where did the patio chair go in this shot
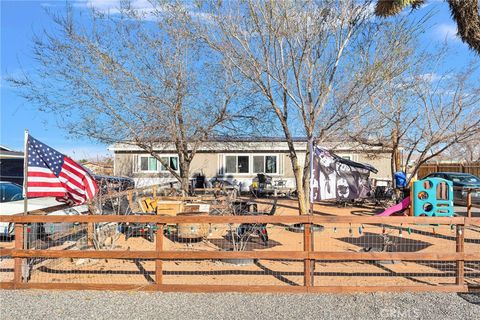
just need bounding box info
[122,211,156,242]
[235,199,278,245]
[265,198,278,216]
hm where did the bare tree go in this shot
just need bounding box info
[10,3,245,194]
[403,68,480,178]
[349,84,419,185]
[351,60,480,183]
[441,133,480,162]
[166,0,425,214]
[347,43,430,184]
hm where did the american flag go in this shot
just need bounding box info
[26,135,98,205]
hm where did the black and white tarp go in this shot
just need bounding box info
[310,146,378,202]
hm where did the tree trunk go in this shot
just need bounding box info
[292,160,309,215]
[282,132,309,216]
[390,127,401,187]
[390,150,396,187]
[179,162,190,196]
[302,146,312,215]
[395,147,401,172]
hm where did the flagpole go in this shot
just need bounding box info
[309,137,314,216]
[22,130,29,281]
[23,129,29,215]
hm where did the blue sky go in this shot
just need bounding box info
[1,0,478,159]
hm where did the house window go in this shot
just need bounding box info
[140,156,157,171]
[253,155,278,174]
[139,155,179,172]
[238,156,249,173]
[225,155,249,174]
[159,156,179,171]
[225,156,236,173]
[253,156,264,173]
[224,154,278,175]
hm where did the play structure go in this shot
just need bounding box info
[376,197,411,217]
[378,177,454,217]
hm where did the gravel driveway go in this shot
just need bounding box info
[1,290,479,320]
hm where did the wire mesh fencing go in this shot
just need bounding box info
[12,222,306,286]
[464,222,480,254]
[310,222,463,287]
[313,260,458,287]
[19,257,305,287]
[0,228,15,282]
[20,222,136,252]
[7,219,473,289]
[1,191,479,292]
[465,261,480,287]
[0,257,14,282]
[464,222,480,287]
[22,221,305,253]
[314,223,458,253]
[28,258,154,285]
[163,259,303,286]
[164,224,303,252]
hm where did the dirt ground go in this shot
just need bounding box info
[1,198,479,287]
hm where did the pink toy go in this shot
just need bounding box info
[376,197,410,216]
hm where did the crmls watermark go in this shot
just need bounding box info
[379,308,420,318]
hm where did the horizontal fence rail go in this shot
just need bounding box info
[3,250,480,261]
[2,215,477,224]
[1,213,479,293]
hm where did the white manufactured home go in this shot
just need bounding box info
[110,138,393,191]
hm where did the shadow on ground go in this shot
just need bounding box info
[457,293,480,305]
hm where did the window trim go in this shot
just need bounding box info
[139,156,156,173]
[222,154,279,176]
[224,154,250,175]
[138,155,179,173]
[253,154,278,175]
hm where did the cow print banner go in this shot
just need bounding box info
[311,146,378,202]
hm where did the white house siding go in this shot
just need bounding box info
[111,141,393,189]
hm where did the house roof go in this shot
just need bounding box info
[110,137,391,154]
[203,136,310,142]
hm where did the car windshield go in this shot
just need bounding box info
[0,183,24,202]
[446,174,480,184]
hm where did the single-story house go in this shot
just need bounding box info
[110,138,393,190]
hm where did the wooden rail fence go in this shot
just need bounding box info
[1,214,479,293]
[418,162,480,179]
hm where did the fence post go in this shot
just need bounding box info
[455,224,465,286]
[13,223,24,287]
[466,190,472,218]
[155,223,164,288]
[86,223,95,247]
[152,186,157,198]
[303,220,313,288]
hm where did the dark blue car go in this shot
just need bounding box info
[424,172,480,205]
